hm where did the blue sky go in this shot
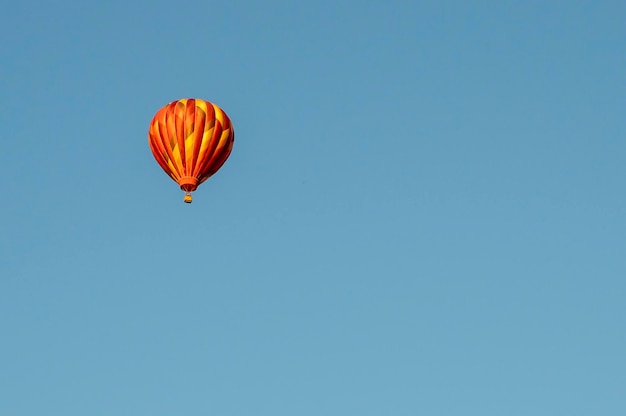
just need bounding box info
[1,1,625,415]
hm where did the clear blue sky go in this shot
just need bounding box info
[1,1,625,415]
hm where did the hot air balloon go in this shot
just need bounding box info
[148,98,234,203]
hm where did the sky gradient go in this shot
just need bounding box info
[1,1,625,415]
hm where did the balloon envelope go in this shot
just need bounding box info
[148,98,234,202]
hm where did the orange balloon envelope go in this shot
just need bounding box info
[148,98,234,203]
